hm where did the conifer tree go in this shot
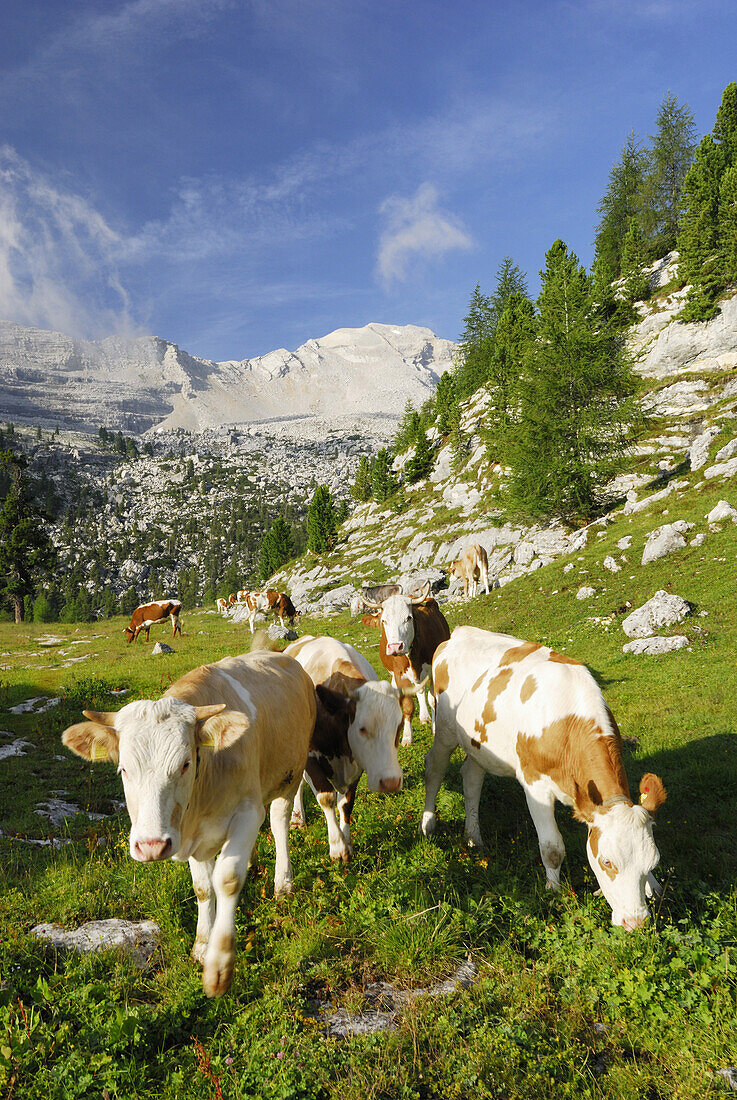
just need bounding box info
[640,92,696,256]
[405,430,434,484]
[434,371,457,435]
[371,448,398,503]
[454,283,494,399]
[503,240,639,523]
[351,455,374,501]
[0,451,56,622]
[489,257,528,327]
[594,132,649,279]
[486,291,536,452]
[258,516,294,579]
[306,485,337,553]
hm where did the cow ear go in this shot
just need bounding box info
[196,708,246,751]
[315,684,349,716]
[639,773,667,814]
[361,613,381,628]
[63,720,119,763]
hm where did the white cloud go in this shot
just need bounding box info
[377,184,473,285]
[0,147,136,338]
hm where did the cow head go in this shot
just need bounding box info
[364,583,431,657]
[62,698,241,862]
[124,626,136,643]
[586,774,667,929]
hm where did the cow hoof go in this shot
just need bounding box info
[191,938,208,964]
[202,961,233,998]
[401,734,412,747]
[420,811,436,837]
[274,879,294,898]
[290,813,306,828]
[545,879,561,892]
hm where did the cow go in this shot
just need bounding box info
[216,598,228,615]
[422,626,667,930]
[228,593,237,606]
[237,589,250,603]
[124,600,182,644]
[61,650,315,997]
[362,583,450,746]
[284,635,421,861]
[265,589,299,628]
[449,543,489,599]
[241,590,270,634]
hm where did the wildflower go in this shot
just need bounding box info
[225,1056,234,1066]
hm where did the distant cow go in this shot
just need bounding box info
[362,583,450,745]
[241,591,270,634]
[423,626,667,929]
[236,589,250,603]
[265,589,298,628]
[62,650,315,996]
[228,593,237,606]
[450,544,489,599]
[285,635,421,861]
[216,598,228,615]
[125,600,182,644]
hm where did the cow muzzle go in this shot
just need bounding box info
[133,837,173,861]
[379,776,402,793]
[618,912,649,932]
[386,642,405,656]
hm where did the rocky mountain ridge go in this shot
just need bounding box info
[0,320,455,438]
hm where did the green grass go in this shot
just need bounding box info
[1,476,736,1097]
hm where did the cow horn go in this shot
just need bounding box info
[398,675,430,698]
[409,582,431,603]
[194,704,228,722]
[82,710,118,728]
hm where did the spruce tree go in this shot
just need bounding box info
[503,240,639,523]
[306,485,337,553]
[594,132,649,279]
[0,451,56,622]
[640,92,696,256]
[434,371,457,435]
[486,291,536,452]
[351,455,373,501]
[454,283,494,399]
[405,430,434,484]
[371,449,398,503]
[258,516,294,579]
[489,257,528,328]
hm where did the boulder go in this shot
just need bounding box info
[623,636,689,655]
[617,536,632,550]
[622,590,691,638]
[514,541,536,567]
[33,919,160,968]
[704,456,737,480]
[714,437,737,463]
[689,426,721,471]
[397,569,446,596]
[641,522,691,565]
[706,500,737,524]
[603,556,621,573]
[576,586,595,600]
[152,642,174,654]
[267,623,298,642]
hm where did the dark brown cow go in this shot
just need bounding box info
[125,600,182,644]
[362,583,450,745]
[265,589,299,627]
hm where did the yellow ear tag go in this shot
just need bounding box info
[91,741,109,762]
[199,732,217,749]
[639,791,648,805]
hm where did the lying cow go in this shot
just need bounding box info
[125,599,182,644]
[422,626,667,929]
[449,543,489,598]
[362,583,450,745]
[62,650,315,996]
[285,635,421,861]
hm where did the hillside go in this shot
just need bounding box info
[0,320,454,437]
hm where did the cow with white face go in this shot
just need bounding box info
[363,584,450,746]
[62,651,315,996]
[423,626,667,930]
[285,635,422,861]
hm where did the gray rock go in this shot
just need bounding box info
[704,456,737,480]
[622,590,691,638]
[623,635,689,655]
[689,426,721,470]
[715,1067,737,1092]
[706,500,737,524]
[514,541,536,566]
[690,532,708,547]
[641,523,688,565]
[617,536,632,550]
[714,437,737,463]
[33,919,160,968]
[603,556,621,573]
[152,642,174,654]
[397,568,446,595]
[576,586,596,600]
[267,624,298,641]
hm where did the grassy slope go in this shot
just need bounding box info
[0,458,736,1098]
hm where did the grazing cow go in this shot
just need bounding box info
[422,626,667,929]
[237,589,250,603]
[362,583,450,746]
[61,650,315,996]
[124,600,182,644]
[228,593,237,606]
[285,635,421,861]
[265,589,299,628]
[450,544,490,599]
[216,598,228,615]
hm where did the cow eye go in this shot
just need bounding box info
[181,760,191,774]
[359,727,367,734]
[600,858,613,870]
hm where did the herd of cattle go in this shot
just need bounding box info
[68,549,666,997]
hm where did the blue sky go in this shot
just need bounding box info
[0,0,735,361]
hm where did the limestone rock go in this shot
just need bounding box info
[576,586,595,600]
[267,623,298,642]
[623,635,689,655]
[690,532,708,547]
[706,500,737,523]
[603,556,621,573]
[704,456,737,480]
[689,426,722,471]
[33,919,160,968]
[641,522,692,565]
[617,536,632,550]
[714,437,737,463]
[152,642,174,654]
[622,591,691,638]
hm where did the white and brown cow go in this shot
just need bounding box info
[362,584,450,746]
[62,650,315,997]
[285,635,420,862]
[241,590,270,634]
[216,598,228,615]
[449,543,490,599]
[125,599,182,644]
[422,626,667,929]
[265,589,299,628]
[236,589,250,603]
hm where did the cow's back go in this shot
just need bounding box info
[286,635,377,686]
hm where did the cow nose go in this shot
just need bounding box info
[379,776,402,793]
[386,643,404,655]
[621,913,648,932]
[134,838,172,861]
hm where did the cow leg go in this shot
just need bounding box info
[523,785,566,890]
[144,627,150,641]
[305,760,350,862]
[270,796,296,896]
[421,715,457,837]
[482,567,489,596]
[417,686,432,726]
[189,857,216,963]
[203,801,265,998]
[461,755,487,850]
[290,776,306,827]
[394,672,414,746]
[336,779,359,859]
[248,611,255,634]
